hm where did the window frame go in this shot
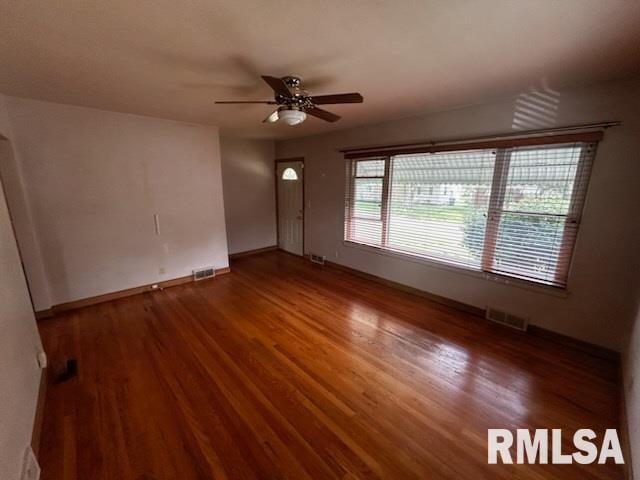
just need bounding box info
[344,140,597,290]
[345,157,390,245]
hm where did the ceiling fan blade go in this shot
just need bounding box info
[306,106,341,123]
[261,76,291,98]
[262,110,279,123]
[310,93,363,105]
[215,100,276,104]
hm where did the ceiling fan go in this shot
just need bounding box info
[215,75,363,126]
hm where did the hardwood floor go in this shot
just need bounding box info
[38,251,623,479]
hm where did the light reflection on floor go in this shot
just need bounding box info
[344,300,536,425]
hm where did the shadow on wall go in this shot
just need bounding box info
[512,79,560,130]
[38,227,70,308]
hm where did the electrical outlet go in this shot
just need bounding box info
[37,351,47,369]
[21,446,40,480]
[159,267,165,275]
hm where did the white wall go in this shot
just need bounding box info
[3,96,229,308]
[276,76,640,351]
[0,99,44,479]
[624,292,640,478]
[220,136,276,255]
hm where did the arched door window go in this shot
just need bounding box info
[281,167,298,181]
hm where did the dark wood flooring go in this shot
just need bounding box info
[37,251,623,479]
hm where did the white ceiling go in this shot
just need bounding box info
[1,0,639,139]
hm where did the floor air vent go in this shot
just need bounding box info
[310,253,325,265]
[53,358,77,384]
[486,307,528,331]
[193,267,215,281]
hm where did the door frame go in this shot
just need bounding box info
[275,157,305,256]
[0,136,37,314]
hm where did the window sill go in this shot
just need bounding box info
[342,240,570,298]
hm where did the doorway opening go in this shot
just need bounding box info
[0,137,38,313]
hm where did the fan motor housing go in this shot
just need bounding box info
[282,75,302,88]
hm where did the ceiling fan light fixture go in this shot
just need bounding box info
[278,108,306,126]
[216,75,362,125]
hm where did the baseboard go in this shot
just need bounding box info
[309,255,618,362]
[527,325,619,363]
[318,257,485,318]
[229,245,278,260]
[31,367,47,457]
[35,309,53,320]
[35,267,231,318]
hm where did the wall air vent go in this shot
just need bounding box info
[486,307,529,331]
[310,253,326,265]
[193,267,215,281]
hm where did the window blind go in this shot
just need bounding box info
[344,139,598,288]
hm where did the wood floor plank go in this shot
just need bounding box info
[37,251,623,479]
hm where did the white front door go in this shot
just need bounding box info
[277,160,303,256]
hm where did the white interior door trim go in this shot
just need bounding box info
[276,158,304,256]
